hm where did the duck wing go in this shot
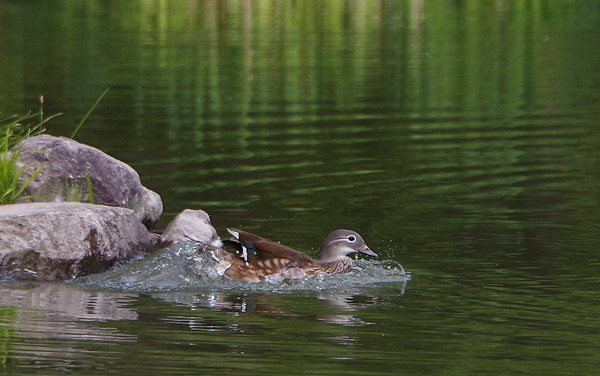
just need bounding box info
[228,229,316,267]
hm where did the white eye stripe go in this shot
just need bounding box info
[329,236,359,245]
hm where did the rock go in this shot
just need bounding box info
[158,209,229,276]
[0,202,159,281]
[11,135,162,226]
[160,209,222,247]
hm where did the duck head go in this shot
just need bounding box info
[318,229,378,261]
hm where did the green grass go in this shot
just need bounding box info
[71,88,110,139]
[86,166,95,204]
[1,90,108,205]
[0,110,47,204]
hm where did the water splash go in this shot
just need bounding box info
[72,242,411,293]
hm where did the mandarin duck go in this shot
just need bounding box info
[207,229,378,282]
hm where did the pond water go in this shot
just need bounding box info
[2,0,600,375]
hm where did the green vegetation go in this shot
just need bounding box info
[63,169,95,204]
[0,107,45,150]
[70,87,110,139]
[86,167,95,204]
[0,104,50,205]
[0,89,107,205]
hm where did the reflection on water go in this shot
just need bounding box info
[0,282,137,373]
[0,276,408,374]
[0,282,137,322]
[154,291,380,328]
[0,243,408,373]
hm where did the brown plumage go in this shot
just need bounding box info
[213,229,378,282]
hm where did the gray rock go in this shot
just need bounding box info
[0,202,159,280]
[11,135,162,226]
[161,209,222,247]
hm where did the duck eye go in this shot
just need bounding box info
[347,235,356,242]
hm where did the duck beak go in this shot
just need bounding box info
[359,244,378,258]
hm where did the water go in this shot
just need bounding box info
[72,242,411,292]
[2,0,600,374]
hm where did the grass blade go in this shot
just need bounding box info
[71,87,110,139]
[85,166,94,204]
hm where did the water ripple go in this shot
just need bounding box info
[72,243,411,294]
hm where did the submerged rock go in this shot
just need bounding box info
[0,202,159,281]
[11,135,162,227]
[160,209,222,247]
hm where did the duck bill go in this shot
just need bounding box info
[359,244,378,258]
